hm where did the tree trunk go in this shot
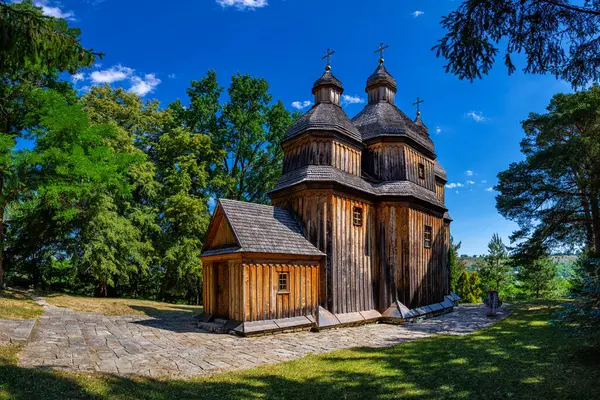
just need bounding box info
[590,191,600,258]
[582,194,595,253]
[95,282,108,297]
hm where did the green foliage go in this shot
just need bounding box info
[456,270,481,303]
[479,233,511,291]
[434,0,600,87]
[448,236,462,292]
[173,71,298,204]
[496,85,600,261]
[555,257,600,336]
[521,257,558,297]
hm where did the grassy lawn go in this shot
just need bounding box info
[0,289,43,319]
[42,293,203,317]
[1,300,599,399]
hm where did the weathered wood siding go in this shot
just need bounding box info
[241,262,320,321]
[406,207,448,307]
[332,141,361,176]
[331,194,376,314]
[376,204,448,309]
[436,183,445,203]
[272,191,331,307]
[404,146,436,191]
[283,138,332,173]
[210,219,236,249]
[363,143,405,180]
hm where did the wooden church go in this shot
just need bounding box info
[200,48,459,335]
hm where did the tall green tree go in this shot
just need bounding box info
[0,0,100,289]
[173,71,298,204]
[521,256,558,297]
[434,0,600,87]
[448,236,463,293]
[496,85,600,260]
[7,89,153,296]
[479,233,511,291]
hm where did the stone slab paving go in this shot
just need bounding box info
[0,318,37,345]
[18,302,509,378]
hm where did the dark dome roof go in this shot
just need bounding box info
[312,71,343,93]
[351,102,434,152]
[366,64,396,90]
[284,103,362,143]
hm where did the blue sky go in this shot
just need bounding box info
[30,0,572,255]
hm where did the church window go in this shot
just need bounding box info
[424,225,432,248]
[278,273,289,293]
[353,206,363,226]
[418,163,425,180]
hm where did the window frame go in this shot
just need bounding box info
[277,272,289,293]
[424,225,432,249]
[353,206,364,227]
[418,163,425,180]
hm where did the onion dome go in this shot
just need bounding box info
[366,64,397,104]
[283,67,362,144]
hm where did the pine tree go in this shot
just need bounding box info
[521,257,557,297]
[480,233,511,291]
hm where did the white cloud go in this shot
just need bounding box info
[129,74,161,97]
[481,180,488,184]
[72,72,85,83]
[412,10,425,18]
[465,110,488,122]
[486,187,494,192]
[216,0,268,9]
[168,73,177,79]
[13,1,76,20]
[466,180,475,185]
[291,100,312,110]
[341,95,365,105]
[445,183,464,189]
[90,65,134,84]
[465,170,474,176]
[435,126,442,134]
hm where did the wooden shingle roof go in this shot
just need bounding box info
[201,199,324,258]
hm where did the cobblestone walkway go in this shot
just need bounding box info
[16,302,509,378]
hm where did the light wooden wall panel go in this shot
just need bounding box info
[332,141,361,176]
[436,183,445,203]
[241,262,319,321]
[404,146,436,191]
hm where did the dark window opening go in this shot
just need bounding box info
[418,163,425,180]
[353,206,363,227]
[278,273,289,293]
[424,225,432,249]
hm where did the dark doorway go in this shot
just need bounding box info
[216,262,230,318]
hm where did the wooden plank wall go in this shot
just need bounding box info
[407,208,447,307]
[202,262,216,315]
[241,262,320,321]
[282,138,331,173]
[363,143,405,181]
[332,141,361,176]
[272,191,331,308]
[376,203,408,308]
[404,146,436,191]
[331,194,376,314]
[435,183,445,203]
[210,219,237,249]
[227,262,243,321]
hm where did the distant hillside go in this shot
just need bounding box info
[458,255,578,270]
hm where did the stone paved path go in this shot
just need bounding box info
[0,318,36,345]
[13,301,510,378]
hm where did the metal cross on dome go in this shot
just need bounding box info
[413,96,425,115]
[322,48,336,71]
[375,42,389,64]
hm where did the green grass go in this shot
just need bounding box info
[0,289,43,319]
[1,301,599,399]
[41,293,203,316]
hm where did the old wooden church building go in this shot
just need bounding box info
[200,51,458,335]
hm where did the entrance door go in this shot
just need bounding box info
[216,263,230,318]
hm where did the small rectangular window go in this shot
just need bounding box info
[353,206,363,227]
[424,225,432,248]
[418,163,425,180]
[278,272,289,293]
